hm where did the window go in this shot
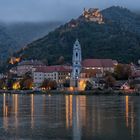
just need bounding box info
[76,52,78,58]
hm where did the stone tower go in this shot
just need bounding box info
[70,39,82,87]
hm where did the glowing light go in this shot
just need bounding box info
[9,57,20,64]
[69,87,74,91]
[78,80,86,91]
[66,76,69,79]
[3,87,7,90]
[13,82,20,90]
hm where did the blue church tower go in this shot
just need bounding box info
[70,39,82,87]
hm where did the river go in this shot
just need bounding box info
[0,94,140,140]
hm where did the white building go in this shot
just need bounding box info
[33,65,72,87]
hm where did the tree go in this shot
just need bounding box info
[57,56,65,65]
[41,79,50,89]
[63,79,70,87]
[5,72,18,90]
[7,78,16,90]
[85,81,93,90]
[20,72,33,90]
[0,78,7,89]
[105,75,116,88]
[48,80,57,90]
[114,64,131,80]
[42,59,48,65]
[41,79,57,90]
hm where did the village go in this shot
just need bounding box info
[0,39,140,94]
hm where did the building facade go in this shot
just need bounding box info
[33,65,72,87]
[82,59,117,75]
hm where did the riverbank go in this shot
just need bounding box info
[0,89,140,96]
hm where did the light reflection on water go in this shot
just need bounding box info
[0,94,140,140]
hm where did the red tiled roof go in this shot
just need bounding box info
[82,59,115,68]
[101,59,114,67]
[34,65,72,73]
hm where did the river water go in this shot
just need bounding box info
[0,94,140,140]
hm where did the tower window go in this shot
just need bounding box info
[76,52,78,57]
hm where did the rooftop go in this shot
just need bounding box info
[34,65,72,73]
[82,59,117,68]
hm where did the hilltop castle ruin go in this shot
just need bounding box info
[83,8,104,24]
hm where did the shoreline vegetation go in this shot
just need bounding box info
[0,89,140,96]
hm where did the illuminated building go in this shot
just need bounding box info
[83,8,104,24]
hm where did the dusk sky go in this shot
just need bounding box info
[0,0,140,22]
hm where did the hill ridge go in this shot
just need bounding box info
[13,6,140,65]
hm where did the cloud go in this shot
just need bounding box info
[0,0,139,22]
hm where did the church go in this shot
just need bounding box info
[70,39,82,87]
[70,39,118,90]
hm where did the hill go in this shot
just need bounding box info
[5,21,62,47]
[14,6,140,64]
[0,25,18,63]
[0,21,62,63]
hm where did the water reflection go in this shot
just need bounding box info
[125,96,136,137]
[0,94,140,140]
[3,93,8,130]
[125,96,129,127]
[65,96,86,140]
[31,94,34,129]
